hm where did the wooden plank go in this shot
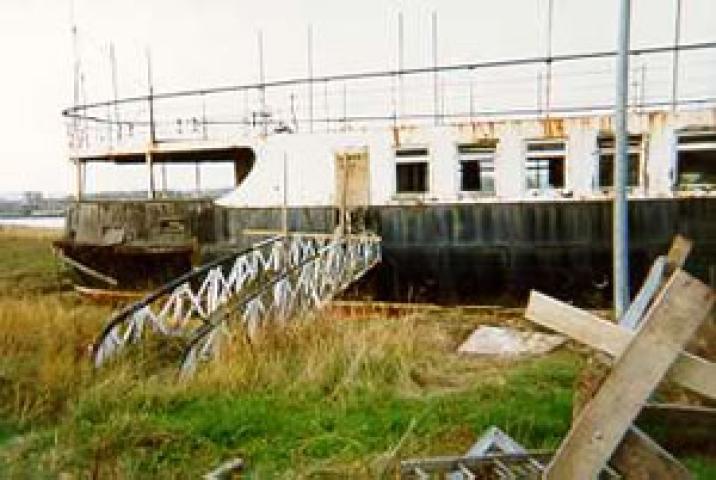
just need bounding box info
[544,270,714,479]
[53,247,119,286]
[610,427,693,480]
[665,235,693,272]
[636,403,716,456]
[526,291,716,400]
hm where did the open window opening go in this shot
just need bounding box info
[525,140,565,190]
[597,134,642,189]
[395,147,429,194]
[458,141,497,194]
[677,131,716,191]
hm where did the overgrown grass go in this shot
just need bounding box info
[0,228,712,478]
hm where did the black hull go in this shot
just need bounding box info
[215,197,716,306]
[61,197,715,305]
[53,240,194,290]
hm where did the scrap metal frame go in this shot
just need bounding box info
[92,232,381,370]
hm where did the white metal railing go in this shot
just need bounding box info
[91,233,381,370]
[179,234,381,375]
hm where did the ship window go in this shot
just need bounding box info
[395,147,429,194]
[525,140,565,189]
[597,134,642,188]
[677,131,716,190]
[458,142,496,193]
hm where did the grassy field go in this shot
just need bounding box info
[0,226,713,479]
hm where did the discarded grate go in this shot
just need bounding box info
[400,451,552,479]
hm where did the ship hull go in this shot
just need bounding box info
[217,197,716,305]
[57,197,715,305]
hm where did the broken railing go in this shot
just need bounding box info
[180,233,382,374]
[91,233,381,370]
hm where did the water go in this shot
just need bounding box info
[0,216,65,229]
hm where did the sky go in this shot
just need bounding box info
[0,0,714,195]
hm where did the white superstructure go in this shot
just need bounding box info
[218,108,716,208]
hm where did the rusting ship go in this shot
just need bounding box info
[57,41,716,303]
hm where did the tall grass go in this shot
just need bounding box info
[1,292,581,478]
[8,228,710,478]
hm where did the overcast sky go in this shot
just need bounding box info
[0,0,714,194]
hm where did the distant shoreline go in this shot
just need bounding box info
[0,216,65,229]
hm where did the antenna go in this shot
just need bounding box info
[545,0,554,117]
[398,12,404,120]
[146,47,156,145]
[257,30,266,135]
[307,24,314,132]
[109,43,120,142]
[671,0,682,111]
[324,80,329,133]
[69,0,81,151]
[432,11,439,125]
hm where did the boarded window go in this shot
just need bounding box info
[597,135,642,187]
[526,140,565,189]
[677,132,716,189]
[395,147,429,193]
[458,142,496,193]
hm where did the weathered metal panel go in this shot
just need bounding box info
[218,197,715,305]
[67,200,216,245]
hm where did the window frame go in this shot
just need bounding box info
[675,130,716,191]
[524,139,567,192]
[394,146,430,195]
[457,142,497,196]
[596,134,643,190]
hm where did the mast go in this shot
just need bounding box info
[109,43,120,143]
[70,0,83,200]
[545,0,554,117]
[145,48,156,199]
[671,0,683,111]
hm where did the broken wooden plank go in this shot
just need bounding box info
[526,291,716,400]
[636,403,716,456]
[53,247,119,286]
[610,427,693,480]
[544,269,714,479]
[665,235,693,273]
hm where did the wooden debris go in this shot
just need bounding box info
[610,427,693,480]
[544,270,714,479]
[636,403,716,456]
[525,291,716,400]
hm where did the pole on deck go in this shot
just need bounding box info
[545,0,553,117]
[614,0,632,318]
[431,11,439,125]
[146,48,156,199]
[398,12,404,120]
[282,152,288,237]
[671,0,682,111]
[307,24,314,133]
[258,30,266,136]
[75,159,83,201]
